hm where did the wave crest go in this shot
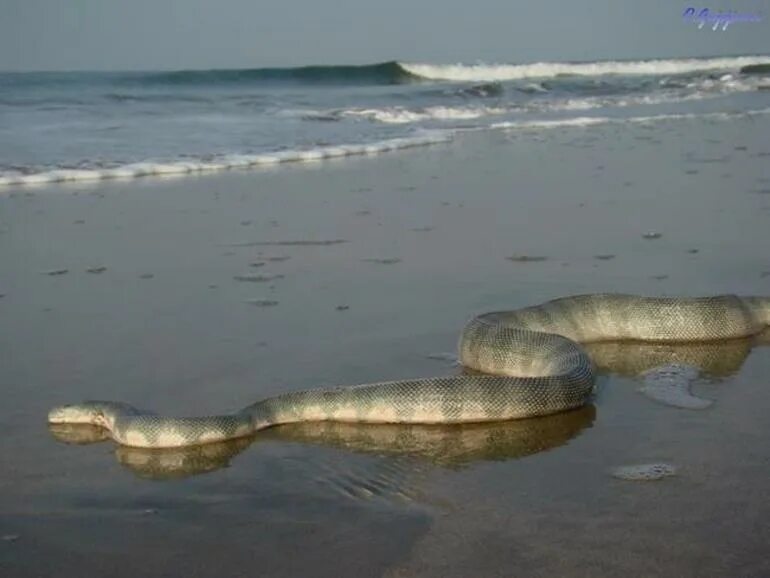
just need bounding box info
[401,56,770,82]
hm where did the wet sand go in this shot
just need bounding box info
[2,113,770,577]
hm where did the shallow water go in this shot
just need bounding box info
[1,112,770,577]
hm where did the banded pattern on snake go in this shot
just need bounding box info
[48,294,770,449]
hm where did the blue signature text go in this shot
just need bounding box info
[682,7,762,30]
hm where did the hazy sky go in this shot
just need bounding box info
[2,0,768,71]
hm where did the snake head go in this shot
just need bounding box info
[47,401,126,428]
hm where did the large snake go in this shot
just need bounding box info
[48,294,770,449]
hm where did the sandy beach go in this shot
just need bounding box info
[2,112,770,577]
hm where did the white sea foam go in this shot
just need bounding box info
[521,82,548,93]
[338,72,763,123]
[342,105,507,124]
[0,133,452,188]
[491,117,612,130]
[491,108,770,131]
[401,56,770,82]
[529,81,752,114]
[535,99,601,112]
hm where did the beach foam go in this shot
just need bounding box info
[490,108,770,131]
[341,106,508,124]
[0,133,452,187]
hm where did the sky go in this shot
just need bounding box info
[1,0,768,71]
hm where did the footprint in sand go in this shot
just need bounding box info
[507,255,548,263]
[234,274,284,282]
[362,258,401,265]
[245,299,279,307]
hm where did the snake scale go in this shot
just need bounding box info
[48,294,770,449]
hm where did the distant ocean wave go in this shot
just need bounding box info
[143,61,419,86]
[0,61,419,89]
[3,56,769,90]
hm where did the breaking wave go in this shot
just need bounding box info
[5,56,768,90]
[401,55,770,82]
[0,133,452,187]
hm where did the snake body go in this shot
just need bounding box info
[48,294,770,448]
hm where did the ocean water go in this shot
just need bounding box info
[1,55,769,186]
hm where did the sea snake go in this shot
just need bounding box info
[48,294,770,449]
